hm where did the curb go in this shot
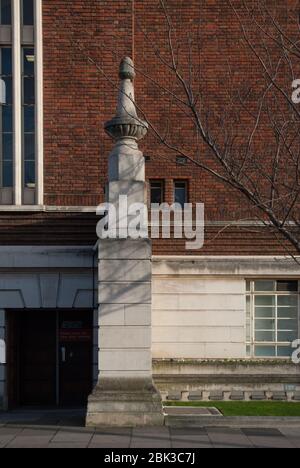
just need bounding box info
[165,416,300,428]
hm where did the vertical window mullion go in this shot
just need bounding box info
[34,0,42,205]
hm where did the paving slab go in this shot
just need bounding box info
[170,428,212,448]
[278,427,300,449]
[48,442,90,449]
[206,427,253,448]
[131,427,171,448]
[242,428,295,449]
[88,427,132,448]
[50,428,94,444]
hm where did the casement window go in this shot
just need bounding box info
[246,280,299,358]
[174,180,188,208]
[150,180,164,205]
[0,0,43,206]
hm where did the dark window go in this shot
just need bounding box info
[24,106,34,132]
[22,0,34,26]
[0,0,11,25]
[150,180,164,204]
[277,281,298,292]
[22,47,35,187]
[0,47,13,187]
[174,180,188,207]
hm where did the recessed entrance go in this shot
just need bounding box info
[6,309,93,409]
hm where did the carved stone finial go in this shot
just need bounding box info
[104,57,148,143]
[119,57,136,81]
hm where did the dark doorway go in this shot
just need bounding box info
[7,310,93,409]
[20,310,57,406]
[58,310,93,406]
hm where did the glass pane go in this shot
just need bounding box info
[24,106,34,133]
[255,307,275,318]
[255,296,275,306]
[23,48,34,75]
[246,345,251,357]
[255,319,275,330]
[255,346,276,357]
[246,296,250,314]
[246,321,251,341]
[246,281,251,292]
[175,182,187,207]
[2,160,12,187]
[0,0,11,25]
[278,319,298,331]
[2,76,12,104]
[255,330,275,342]
[24,160,35,185]
[151,182,163,204]
[2,133,12,159]
[278,307,298,319]
[22,0,34,26]
[277,296,298,307]
[278,331,298,342]
[23,77,35,104]
[24,133,35,160]
[254,280,275,292]
[277,281,298,292]
[1,47,12,75]
[277,346,292,357]
[2,106,12,132]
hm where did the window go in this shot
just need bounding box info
[174,180,188,207]
[0,47,12,187]
[246,280,299,358]
[22,46,35,187]
[0,0,42,205]
[22,0,34,26]
[150,180,164,205]
[0,0,11,25]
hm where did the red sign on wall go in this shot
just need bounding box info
[59,329,92,342]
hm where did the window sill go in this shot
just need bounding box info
[0,205,97,212]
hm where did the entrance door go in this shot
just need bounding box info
[58,311,93,406]
[7,310,93,408]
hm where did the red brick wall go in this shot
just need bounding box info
[38,0,299,254]
[43,0,134,206]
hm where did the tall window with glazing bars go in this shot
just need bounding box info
[0,0,42,205]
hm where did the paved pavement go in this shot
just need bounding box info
[0,410,300,448]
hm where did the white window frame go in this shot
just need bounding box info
[246,279,300,359]
[1,0,43,206]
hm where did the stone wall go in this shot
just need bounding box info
[153,359,300,401]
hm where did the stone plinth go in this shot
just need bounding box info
[86,240,164,427]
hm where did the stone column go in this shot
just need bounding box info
[86,58,164,427]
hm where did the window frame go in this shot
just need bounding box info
[149,179,164,205]
[246,279,300,359]
[0,46,13,189]
[174,179,188,208]
[0,0,42,206]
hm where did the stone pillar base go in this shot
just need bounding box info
[86,377,164,427]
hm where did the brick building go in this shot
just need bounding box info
[0,0,299,415]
